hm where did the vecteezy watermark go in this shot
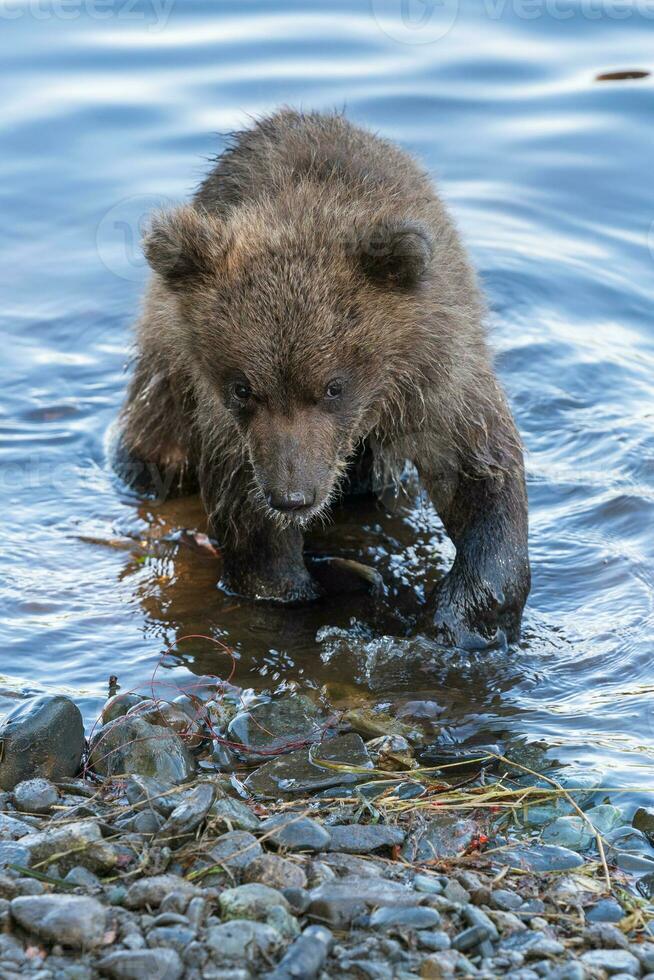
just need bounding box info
[371,0,654,44]
[0,0,175,31]
[370,0,460,44]
[96,194,175,283]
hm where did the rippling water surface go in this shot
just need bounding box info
[1,0,653,798]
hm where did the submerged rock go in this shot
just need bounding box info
[245,733,372,797]
[0,695,84,791]
[88,716,196,784]
[541,816,594,852]
[228,694,333,760]
[344,707,420,743]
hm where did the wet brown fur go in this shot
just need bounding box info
[114,109,530,646]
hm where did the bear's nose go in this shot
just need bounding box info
[267,489,315,512]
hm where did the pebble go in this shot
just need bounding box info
[244,853,307,890]
[159,783,214,841]
[210,793,261,832]
[97,949,183,979]
[587,897,625,923]
[327,823,405,853]
[369,907,442,931]
[205,920,283,962]
[146,924,196,954]
[88,716,197,784]
[13,778,58,814]
[580,948,641,975]
[265,924,333,979]
[21,819,119,874]
[10,894,107,948]
[260,814,331,851]
[124,875,197,910]
[219,882,291,921]
[0,813,33,840]
[491,888,524,911]
[209,830,262,872]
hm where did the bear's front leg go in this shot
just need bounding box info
[419,435,530,648]
[217,512,319,604]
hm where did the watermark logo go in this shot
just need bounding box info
[96,194,174,283]
[0,0,174,31]
[370,0,460,44]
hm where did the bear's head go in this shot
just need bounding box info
[143,200,434,526]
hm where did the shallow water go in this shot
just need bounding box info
[1,1,653,800]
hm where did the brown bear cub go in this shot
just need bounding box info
[114,109,530,648]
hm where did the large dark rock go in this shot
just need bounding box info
[228,694,333,761]
[88,716,197,784]
[0,695,84,791]
[244,733,372,798]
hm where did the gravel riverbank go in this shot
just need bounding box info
[2,689,654,978]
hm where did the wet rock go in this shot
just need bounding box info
[89,716,197,784]
[586,897,625,923]
[13,778,58,814]
[210,741,239,770]
[344,707,420,743]
[0,695,84,791]
[0,813,33,840]
[158,782,214,841]
[228,694,332,760]
[244,853,307,890]
[541,816,594,852]
[125,775,183,815]
[260,814,331,851]
[492,843,584,872]
[209,831,262,872]
[129,697,208,752]
[134,810,165,834]
[205,920,282,963]
[21,819,119,874]
[102,693,146,725]
[266,923,333,979]
[210,792,260,831]
[369,907,442,931]
[124,874,197,909]
[365,734,417,771]
[633,807,654,842]
[580,948,640,975]
[245,733,372,797]
[402,813,479,862]
[328,823,405,854]
[97,948,183,980]
[10,894,107,948]
[585,804,623,835]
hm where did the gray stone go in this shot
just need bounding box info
[308,875,423,926]
[402,813,479,862]
[634,943,654,972]
[146,925,196,954]
[417,931,451,951]
[370,907,442,931]
[21,819,119,874]
[209,831,262,872]
[328,824,405,854]
[13,778,58,814]
[584,922,629,949]
[97,949,183,979]
[159,783,214,841]
[210,793,260,831]
[587,897,625,923]
[580,949,641,975]
[0,695,84,791]
[64,866,101,889]
[89,717,197,784]
[125,775,184,815]
[228,694,331,760]
[491,889,523,911]
[243,853,307,890]
[245,733,372,797]
[125,874,197,909]
[206,920,283,962]
[134,810,165,834]
[585,804,623,835]
[633,807,654,842]
[101,693,146,725]
[414,874,443,894]
[452,924,489,950]
[10,894,106,948]
[443,879,470,904]
[492,844,584,872]
[0,813,33,840]
[0,841,30,871]
[463,906,499,941]
[541,816,594,851]
[265,923,333,980]
[260,814,331,851]
[219,882,290,921]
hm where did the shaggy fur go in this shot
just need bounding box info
[114,109,530,646]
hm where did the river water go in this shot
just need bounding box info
[1,0,653,801]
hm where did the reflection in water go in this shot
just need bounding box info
[1,1,654,804]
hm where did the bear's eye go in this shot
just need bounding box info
[232,381,252,403]
[324,379,344,400]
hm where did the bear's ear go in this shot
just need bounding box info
[143,206,225,291]
[358,219,433,288]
